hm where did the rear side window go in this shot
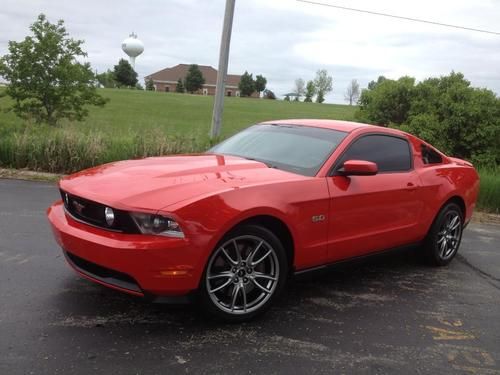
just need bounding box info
[421,144,443,164]
[338,134,412,172]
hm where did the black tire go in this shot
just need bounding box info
[423,202,463,266]
[199,224,289,322]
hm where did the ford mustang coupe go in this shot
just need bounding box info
[47,119,479,321]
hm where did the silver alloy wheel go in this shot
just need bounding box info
[206,235,280,315]
[436,211,462,260]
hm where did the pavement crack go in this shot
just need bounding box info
[456,254,500,290]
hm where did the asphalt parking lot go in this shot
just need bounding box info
[1,178,499,375]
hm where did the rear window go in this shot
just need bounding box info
[421,144,443,164]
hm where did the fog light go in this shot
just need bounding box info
[104,207,115,226]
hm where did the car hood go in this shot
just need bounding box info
[59,154,303,212]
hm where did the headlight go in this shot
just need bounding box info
[130,212,184,238]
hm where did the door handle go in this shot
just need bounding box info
[406,182,417,191]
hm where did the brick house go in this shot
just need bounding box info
[144,64,259,98]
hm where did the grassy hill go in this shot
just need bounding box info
[92,89,356,137]
[1,88,356,138]
[0,88,357,173]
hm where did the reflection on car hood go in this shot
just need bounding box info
[59,154,303,212]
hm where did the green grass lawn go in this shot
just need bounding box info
[89,89,356,138]
[0,88,356,138]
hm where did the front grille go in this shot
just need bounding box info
[60,189,140,234]
[65,251,142,293]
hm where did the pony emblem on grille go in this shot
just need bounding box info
[72,200,85,214]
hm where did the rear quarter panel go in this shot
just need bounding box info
[417,164,479,230]
[410,136,479,236]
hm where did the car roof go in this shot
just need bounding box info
[260,119,374,133]
[260,119,409,137]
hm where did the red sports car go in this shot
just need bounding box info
[47,119,479,321]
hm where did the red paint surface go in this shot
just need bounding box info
[47,120,479,297]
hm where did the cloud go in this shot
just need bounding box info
[1,0,499,103]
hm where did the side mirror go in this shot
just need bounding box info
[338,160,378,176]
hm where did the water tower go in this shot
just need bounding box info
[121,32,144,69]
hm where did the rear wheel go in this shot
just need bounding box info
[423,203,463,266]
[200,224,288,322]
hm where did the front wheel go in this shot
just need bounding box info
[423,202,463,266]
[199,224,288,322]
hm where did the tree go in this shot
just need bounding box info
[175,78,185,93]
[263,89,276,99]
[304,80,316,102]
[145,78,155,91]
[0,14,107,125]
[344,79,360,105]
[402,72,500,164]
[238,71,255,97]
[355,71,500,165]
[368,76,386,90]
[356,76,415,125]
[96,70,117,88]
[314,69,333,103]
[113,59,137,88]
[284,95,291,101]
[254,74,267,96]
[293,78,306,100]
[184,64,205,93]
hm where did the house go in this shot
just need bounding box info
[144,64,259,97]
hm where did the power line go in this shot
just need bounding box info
[296,0,500,36]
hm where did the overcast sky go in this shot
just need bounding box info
[1,0,499,103]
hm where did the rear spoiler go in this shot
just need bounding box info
[449,157,473,167]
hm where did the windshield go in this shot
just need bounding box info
[208,124,348,176]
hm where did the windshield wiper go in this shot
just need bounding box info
[215,153,279,170]
[243,157,278,169]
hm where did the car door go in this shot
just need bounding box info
[326,133,423,262]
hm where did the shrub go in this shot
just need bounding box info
[356,72,500,166]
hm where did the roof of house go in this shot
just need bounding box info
[145,64,242,86]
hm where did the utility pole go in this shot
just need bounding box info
[210,0,236,139]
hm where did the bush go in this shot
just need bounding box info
[356,72,500,166]
[263,89,276,100]
[356,76,415,125]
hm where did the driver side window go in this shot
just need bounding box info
[338,134,412,173]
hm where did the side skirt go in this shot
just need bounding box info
[293,242,422,279]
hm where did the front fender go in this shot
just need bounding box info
[169,178,330,275]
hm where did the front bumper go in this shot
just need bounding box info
[47,201,203,298]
